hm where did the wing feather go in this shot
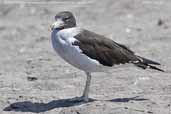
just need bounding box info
[73,29,138,66]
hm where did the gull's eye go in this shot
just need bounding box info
[63,17,70,21]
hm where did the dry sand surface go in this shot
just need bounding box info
[0,0,171,114]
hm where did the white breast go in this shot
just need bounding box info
[51,27,102,72]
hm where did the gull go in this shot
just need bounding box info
[50,11,164,102]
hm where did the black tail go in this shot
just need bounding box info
[134,56,164,72]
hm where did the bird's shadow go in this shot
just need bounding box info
[3,97,95,113]
[3,96,148,113]
[108,96,148,102]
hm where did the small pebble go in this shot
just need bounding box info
[125,28,131,33]
[76,111,81,114]
[124,107,128,109]
[147,111,153,113]
[27,76,38,81]
[135,28,142,32]
[126,14,134,19]
[157,19,164,26]
[19,47,25,53]
[26,58,33,64]
[25,71,32,75]
[19,96,23,98]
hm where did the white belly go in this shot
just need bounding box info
[51,29,102,72]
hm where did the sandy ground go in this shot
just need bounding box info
[0,0,171,114]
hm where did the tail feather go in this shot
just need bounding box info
[137,56,160,65]
[148,64,165,72]
[134,56,164,72]
[134,62,164,72]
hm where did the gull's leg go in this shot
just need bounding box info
[81,72,91,102]
[69,72,92,102]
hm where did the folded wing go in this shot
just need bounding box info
[72,29,164,72]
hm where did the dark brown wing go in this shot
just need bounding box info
[73,29,138,67]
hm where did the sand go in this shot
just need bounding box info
[0,0,171,114]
